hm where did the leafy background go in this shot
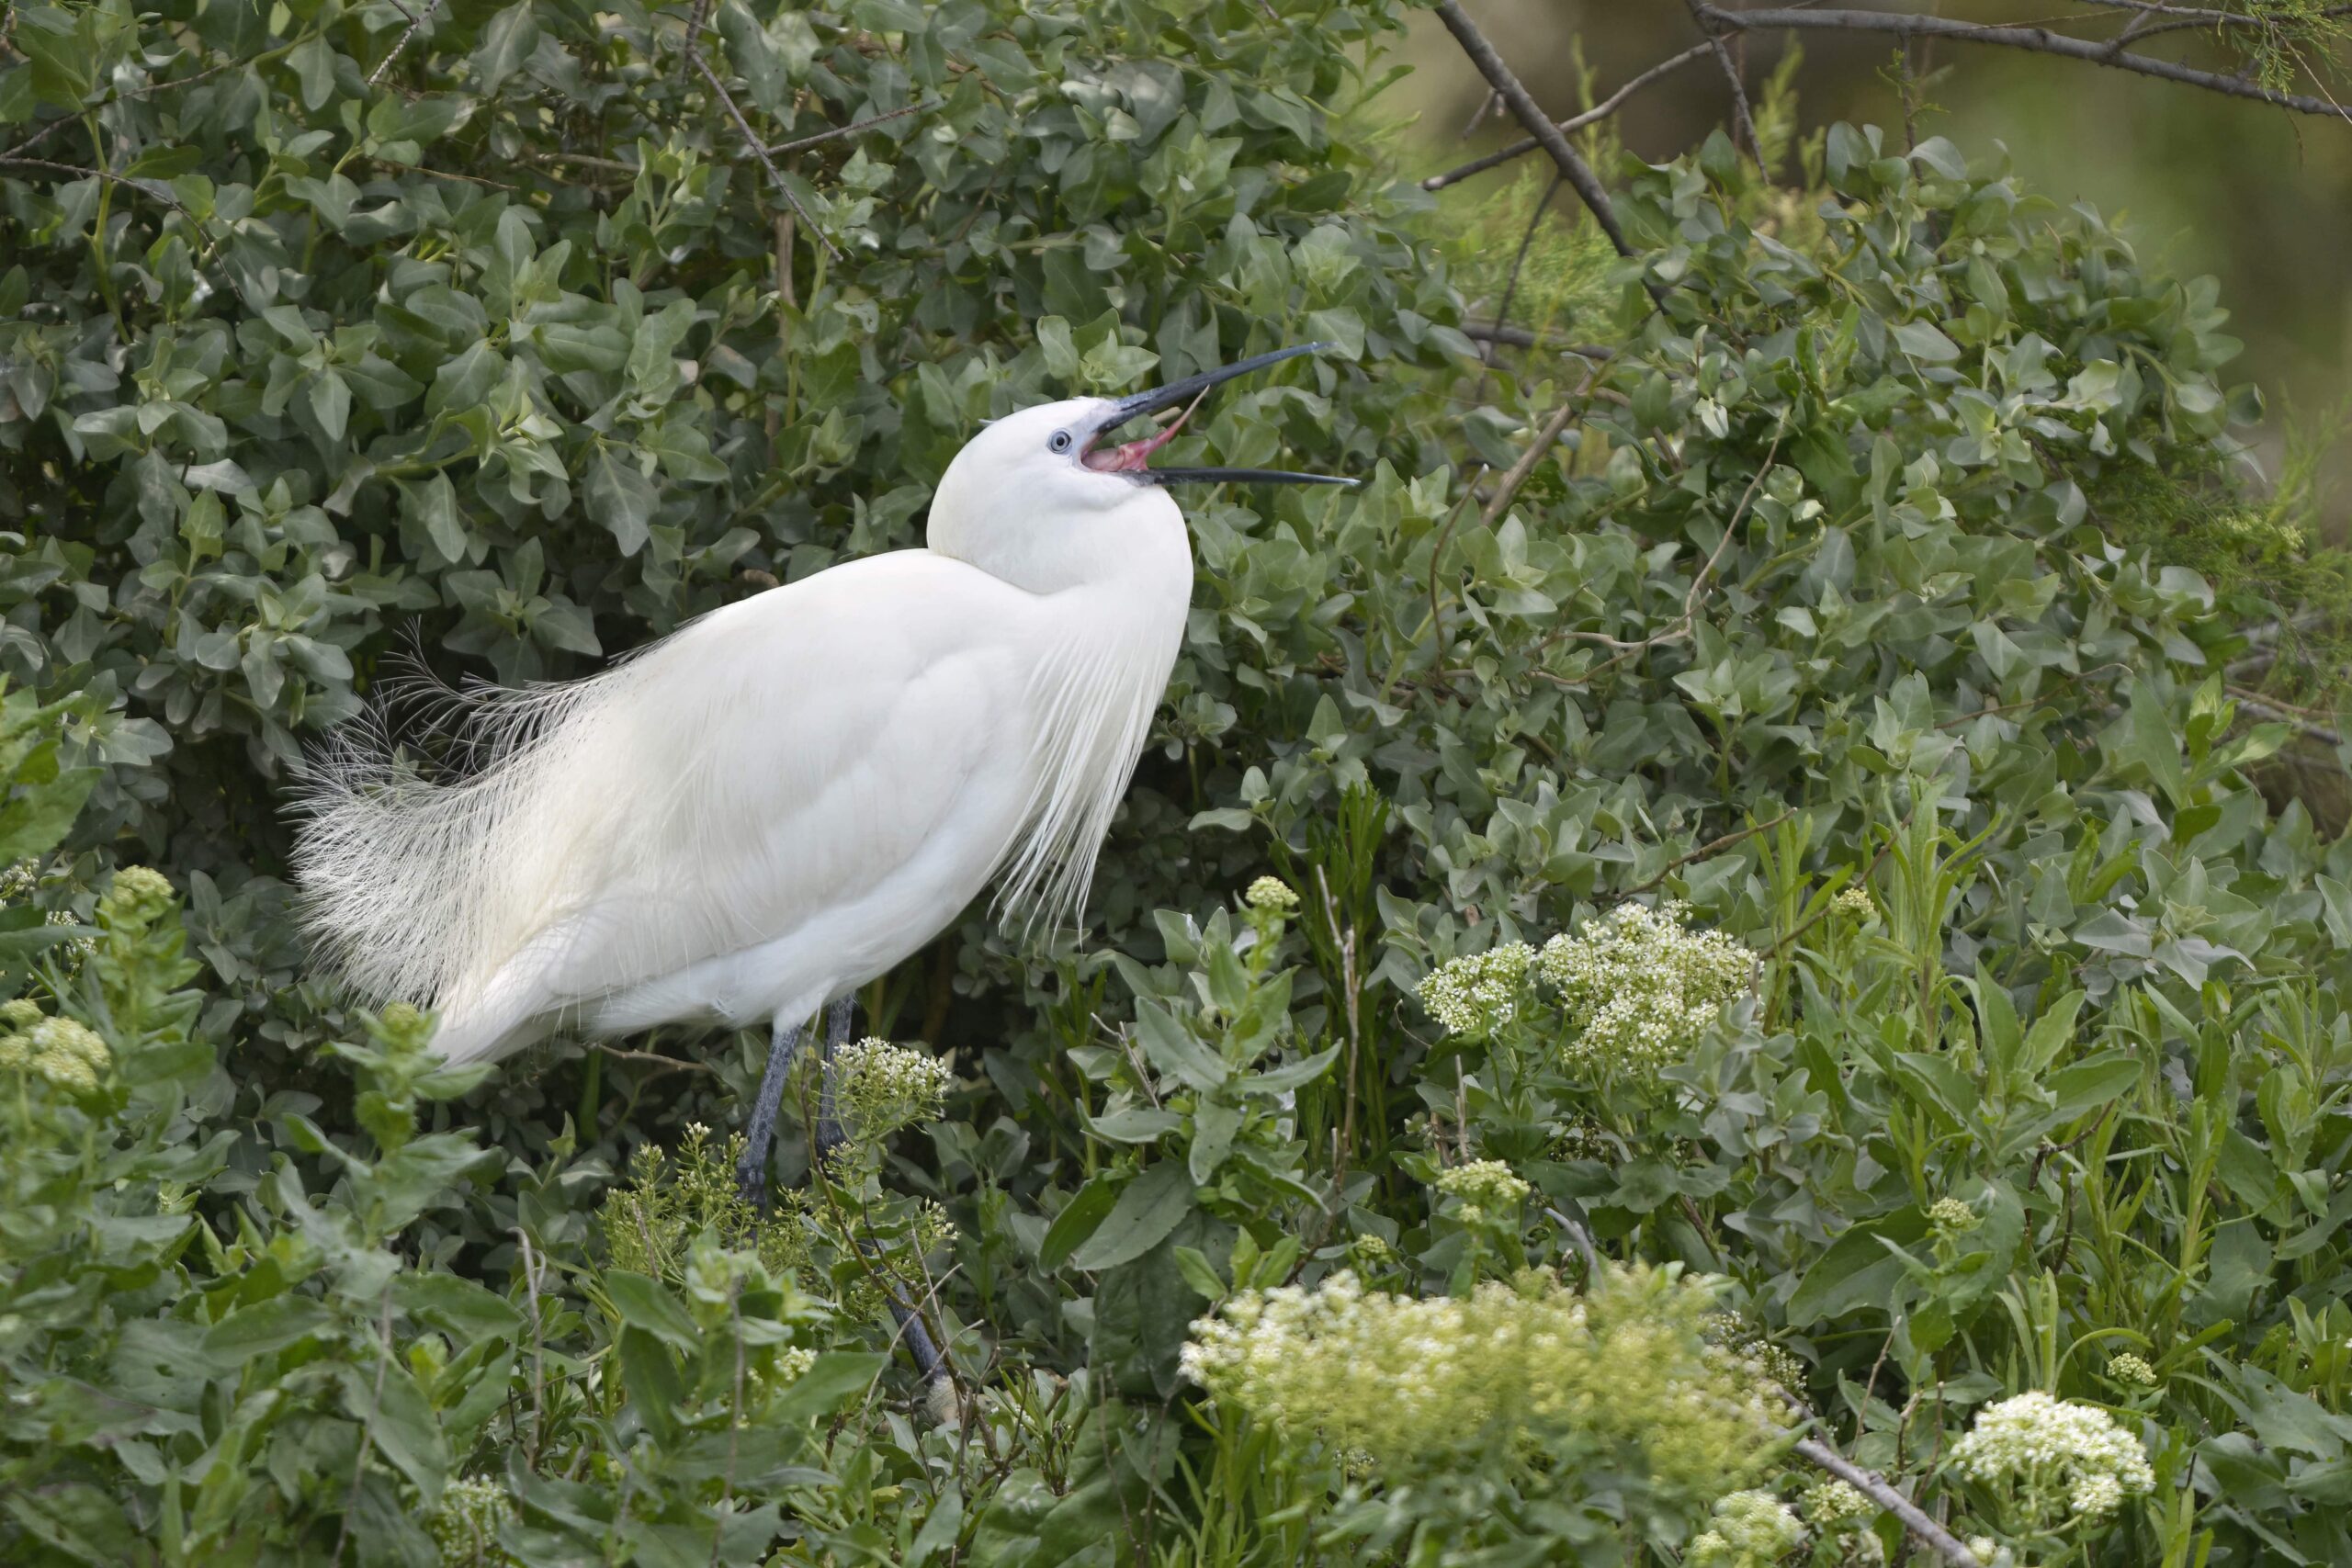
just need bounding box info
[6,1,2352,1564]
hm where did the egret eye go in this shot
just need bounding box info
[1049,430,1074,454]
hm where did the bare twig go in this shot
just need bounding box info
[1460,321,1614,358]
[1685,0,1764,162]
[1484,173,1563,368]
[1792,1437,1980,1566]
[1431,0,1656,282]
[1483,399,1582,526]
[368,0,442,86]
[592,1042,718,1077]
[1625,812,1795,896]
[1424,43,1713,191]
[2228,685,2347,748]
[1698,6,2352,121]
[683,38,842,257]
[765,99,935,154]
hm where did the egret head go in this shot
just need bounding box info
[929,344,1354,590]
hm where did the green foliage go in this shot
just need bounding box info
[6,0,2352,1563]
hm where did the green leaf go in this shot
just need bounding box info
[603,1269,700,1352]
[1788,1210,1929,1325]
[1038,1169,1121,1271]
[586,450,657,557]
[1068,1161,1194,1273]
[1132,1001,1227,1093]
[470,4,539,93]
[202,1295,333,1364]
[771,1351,885,1426]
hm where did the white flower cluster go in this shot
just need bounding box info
[2108,1353,2157,1387]
[1799,1477,1873,1528]
[1949,1391,2154,1521]
[1413,942,1534,1040]
[1182,1265,1777,1488]
[0,1006,111,1092]
[1538,903,1753,1077]
[831,1037,953,1138]
[428,1475,516,1567]
[1434,1158,1531,1224]
[1244,875,1299,913]
[1690,1488,1804,1566]
[1832,886,1876,919]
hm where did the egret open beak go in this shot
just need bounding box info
[1087,343,1358,488]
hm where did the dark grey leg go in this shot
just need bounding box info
[808,997,949,1392]
[738,998,948,1392]
[736,1013,807,1207]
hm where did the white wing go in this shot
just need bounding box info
[295,550,1045,1058]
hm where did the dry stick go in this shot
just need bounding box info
[1431,0,1658,294]
[684,44,842,258]
[2228,685,2348,749]
[1423,42,1713,191]
[592,1041,718,1077]
[368,0,442,86]
[1685,0,1764,163]
[1482,397,1583,527]
[1460,321,1613,358]
[1698,6,2352,120]
[1624,811,1794,896]
[765,99,934,155]
[1791,1437,1979,1567]
[1482,172,1564,370]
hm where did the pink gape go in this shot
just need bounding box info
[1082,388,1210,473]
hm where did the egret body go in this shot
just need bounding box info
[292,345,1351,1267]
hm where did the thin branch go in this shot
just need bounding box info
[367,0,442,87]
[1791,1437,1979,1566]
[592,1042,718,1077]
[765,99,935,155]
[1484,172,1563,370]
[683,37,842,257]
[1460,321,1615,358]
[1431,0,1655,281]
[2228,685,2347,748]
[1483,398,1582,525]
[1424,43,1713,191]
[1625,812,1795,895]
[1685,0,1764,162]
[1698,6,2352,120]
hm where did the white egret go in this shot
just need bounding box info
[291,343,1353,1379]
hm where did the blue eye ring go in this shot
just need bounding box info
[1049,430,1073,454]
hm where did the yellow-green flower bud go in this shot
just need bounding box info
[99,865,175,926]
[30,1017,109,1074]
[1244,875,1298,913]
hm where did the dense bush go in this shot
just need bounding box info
[6,0,2352,1563]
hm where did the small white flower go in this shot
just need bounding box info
[1414,942,1534,1039]
[1690,1488,1803,1564]
[831,1038,953,1138]
[1949,1391,2154,1521]
[1536,902,1752,1077]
